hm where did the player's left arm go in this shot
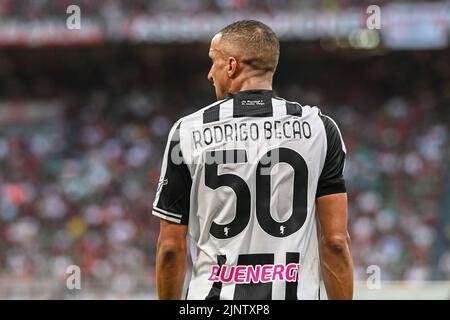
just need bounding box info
[316,192,353,300]
[156,220,188,299]
[316,113,353,300]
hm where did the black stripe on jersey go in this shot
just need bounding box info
[203,104,221,124]
[285,252,300,300]
[205,255,227,300]
[285,102,303,117]
[316,113,346,197]
[233,253,274,300]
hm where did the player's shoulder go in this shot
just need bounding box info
[305,105,345,151]
[313,107,342,133]
[173,98,230,128]
[275,96,342,134]
[274,96,324,118]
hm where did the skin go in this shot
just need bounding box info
[316,193,354,300]
[207,33,273,100]
[156,220,188,299]
[156,32,353,300]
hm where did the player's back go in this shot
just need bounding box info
[153,89,346,300]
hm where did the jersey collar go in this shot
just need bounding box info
[225,89,276,99]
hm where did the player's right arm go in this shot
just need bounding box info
[156,220,188,299]
[316,114,353,300]
[152,120,192,299]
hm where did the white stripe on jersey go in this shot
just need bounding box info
[152,210,182,224]
[271,98,287,117]
[219,99,233,120]
[153,206,183,218]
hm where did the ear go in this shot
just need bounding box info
[227,57,238,78]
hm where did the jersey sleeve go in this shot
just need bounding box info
[152,120,192,225]
[316,113,347,198]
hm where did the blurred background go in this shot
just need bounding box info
[0,0,449,299]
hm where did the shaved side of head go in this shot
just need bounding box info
[218,20,280,74]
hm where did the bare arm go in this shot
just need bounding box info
[316,192,353,300]
[156,219,188,300]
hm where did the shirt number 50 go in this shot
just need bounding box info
[205,148,308,239]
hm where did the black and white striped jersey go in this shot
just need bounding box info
[153,89,346,300]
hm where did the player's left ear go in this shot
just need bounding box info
[227,57,238,78]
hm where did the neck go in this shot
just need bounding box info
[230,73,273,93]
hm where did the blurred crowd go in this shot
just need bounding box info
[278,47,450,282]
[0,44,449,298]
[0,0,390,19]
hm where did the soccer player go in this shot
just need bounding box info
[154,20,353,300]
